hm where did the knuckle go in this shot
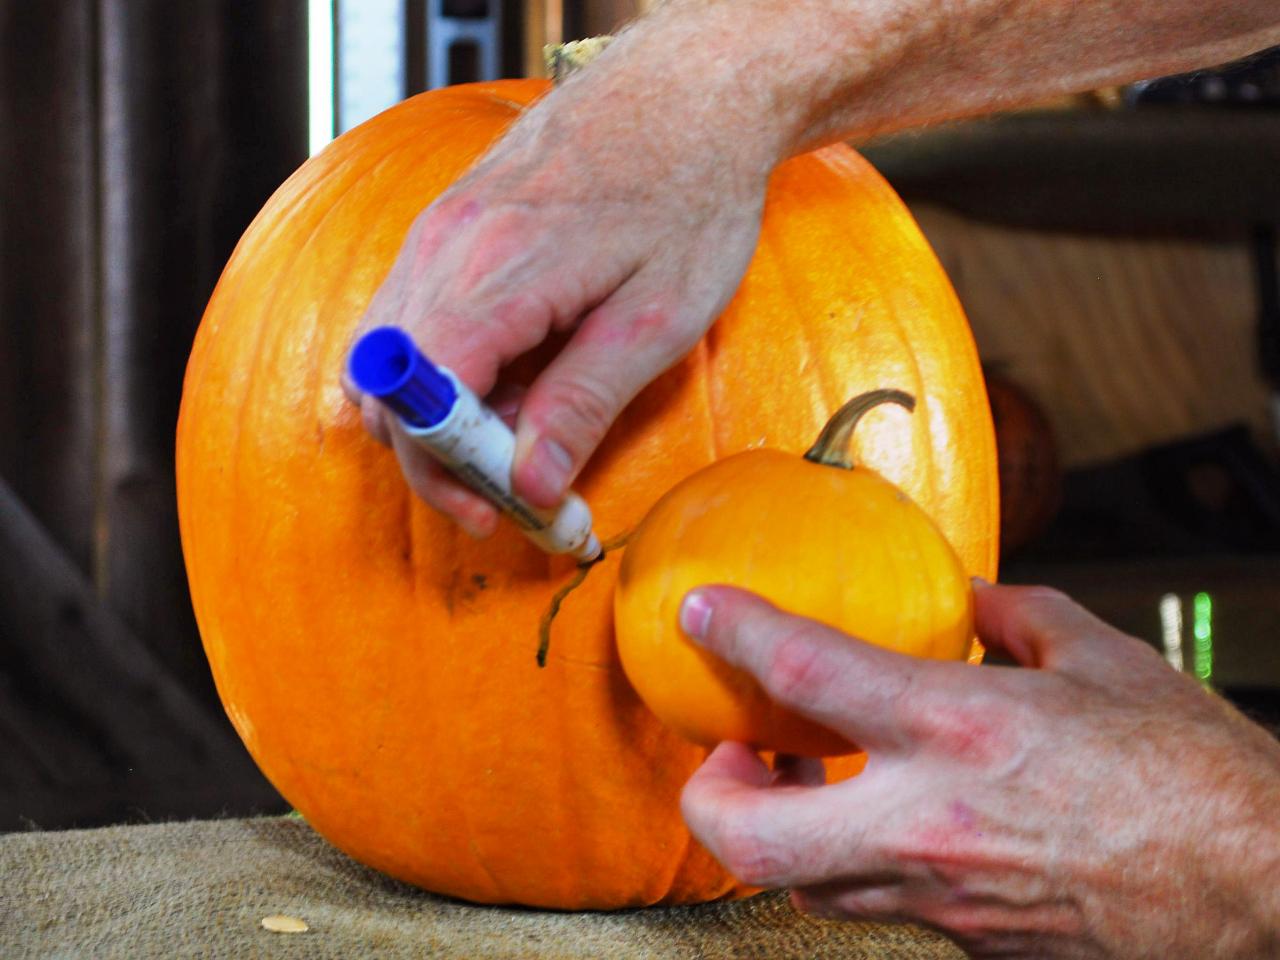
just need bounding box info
[544,377,618,444]
[491,291,553,338]
[833,887,905,923]
[998,585,1084,645]
[868,663,921,745]
[913,704,1005,765]
[409,199,465,263]
[764,629,832,709]
[1014,585,1075,621]
[920,904,990,944]
[713,810,790,887]
[665,315,706,356]
[624,304,681,348]
[361,400,392,445]
[906,686,1026,770]
[892,814,984,880]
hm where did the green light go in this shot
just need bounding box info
[1192,592,1213,686]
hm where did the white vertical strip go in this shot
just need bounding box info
[1159,593,1184,673]
[308,0,336,155]
[336,0,407,134]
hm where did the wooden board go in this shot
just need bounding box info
[911,205,1275,468]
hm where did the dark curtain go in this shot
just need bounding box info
[0,1,307,829]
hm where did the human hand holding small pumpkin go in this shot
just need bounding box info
[679,581,1280,959]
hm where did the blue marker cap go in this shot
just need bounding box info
[348,326,457,429]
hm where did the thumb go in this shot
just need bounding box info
[511,292,704,507]
[973,580,1119,673]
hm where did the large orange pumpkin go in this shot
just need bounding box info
[176,78,998,909]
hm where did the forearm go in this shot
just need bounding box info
[591,0,1280,165]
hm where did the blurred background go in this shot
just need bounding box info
[1,1,1277,833]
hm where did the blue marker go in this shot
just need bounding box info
[348,326,602,562]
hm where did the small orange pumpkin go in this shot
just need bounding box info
[615,390,976,757]
[176,79,998,908]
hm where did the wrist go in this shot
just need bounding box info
[576,2,814,176]
[624,0,910,157]
[1224,762,1280,955]
[1190,720,1280,957]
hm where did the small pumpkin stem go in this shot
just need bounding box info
[536,530,632,667]
[803,389,916,469]
[544,36,616,83]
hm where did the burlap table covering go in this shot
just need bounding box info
[2,816,965,958]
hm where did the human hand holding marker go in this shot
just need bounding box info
[348,326,602,561]
[339,1,1279,541]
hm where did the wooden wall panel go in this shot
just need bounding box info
[582,0,648,38]
[95,2,307,702]
[0,476,284,830]
[912,206,1273,468]
[0,2,305,829]
[0,0,100,575]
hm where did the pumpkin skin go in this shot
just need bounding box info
[176,79,998,909]
[615,394,976,758]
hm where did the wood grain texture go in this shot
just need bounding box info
[96,0,307,703]
[912,205,1273,467]
[0,0,100,575]
[0,2,304,831]
[0,476,283,830]
[865,112,1280,231]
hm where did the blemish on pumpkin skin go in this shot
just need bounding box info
[443,567,460,616]
[445,573,490,613]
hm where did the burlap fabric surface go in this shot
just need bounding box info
[2,816,965,959]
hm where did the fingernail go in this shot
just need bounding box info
[523,438,574,506]
[680,591,714,642]
[460,513,497,540]
[971,576,993,589]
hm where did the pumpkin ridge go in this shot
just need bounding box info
[462,809,506,903]
[695,337,724,464]
[762,199,839,432]
[808,152,931,490]
[890,314,935,502]
[177,279,249,674]
[214,120,473,808]
[221,120,435,568]
[845,202,939,511]
[220,142,422,708]
[403,478,418,609]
